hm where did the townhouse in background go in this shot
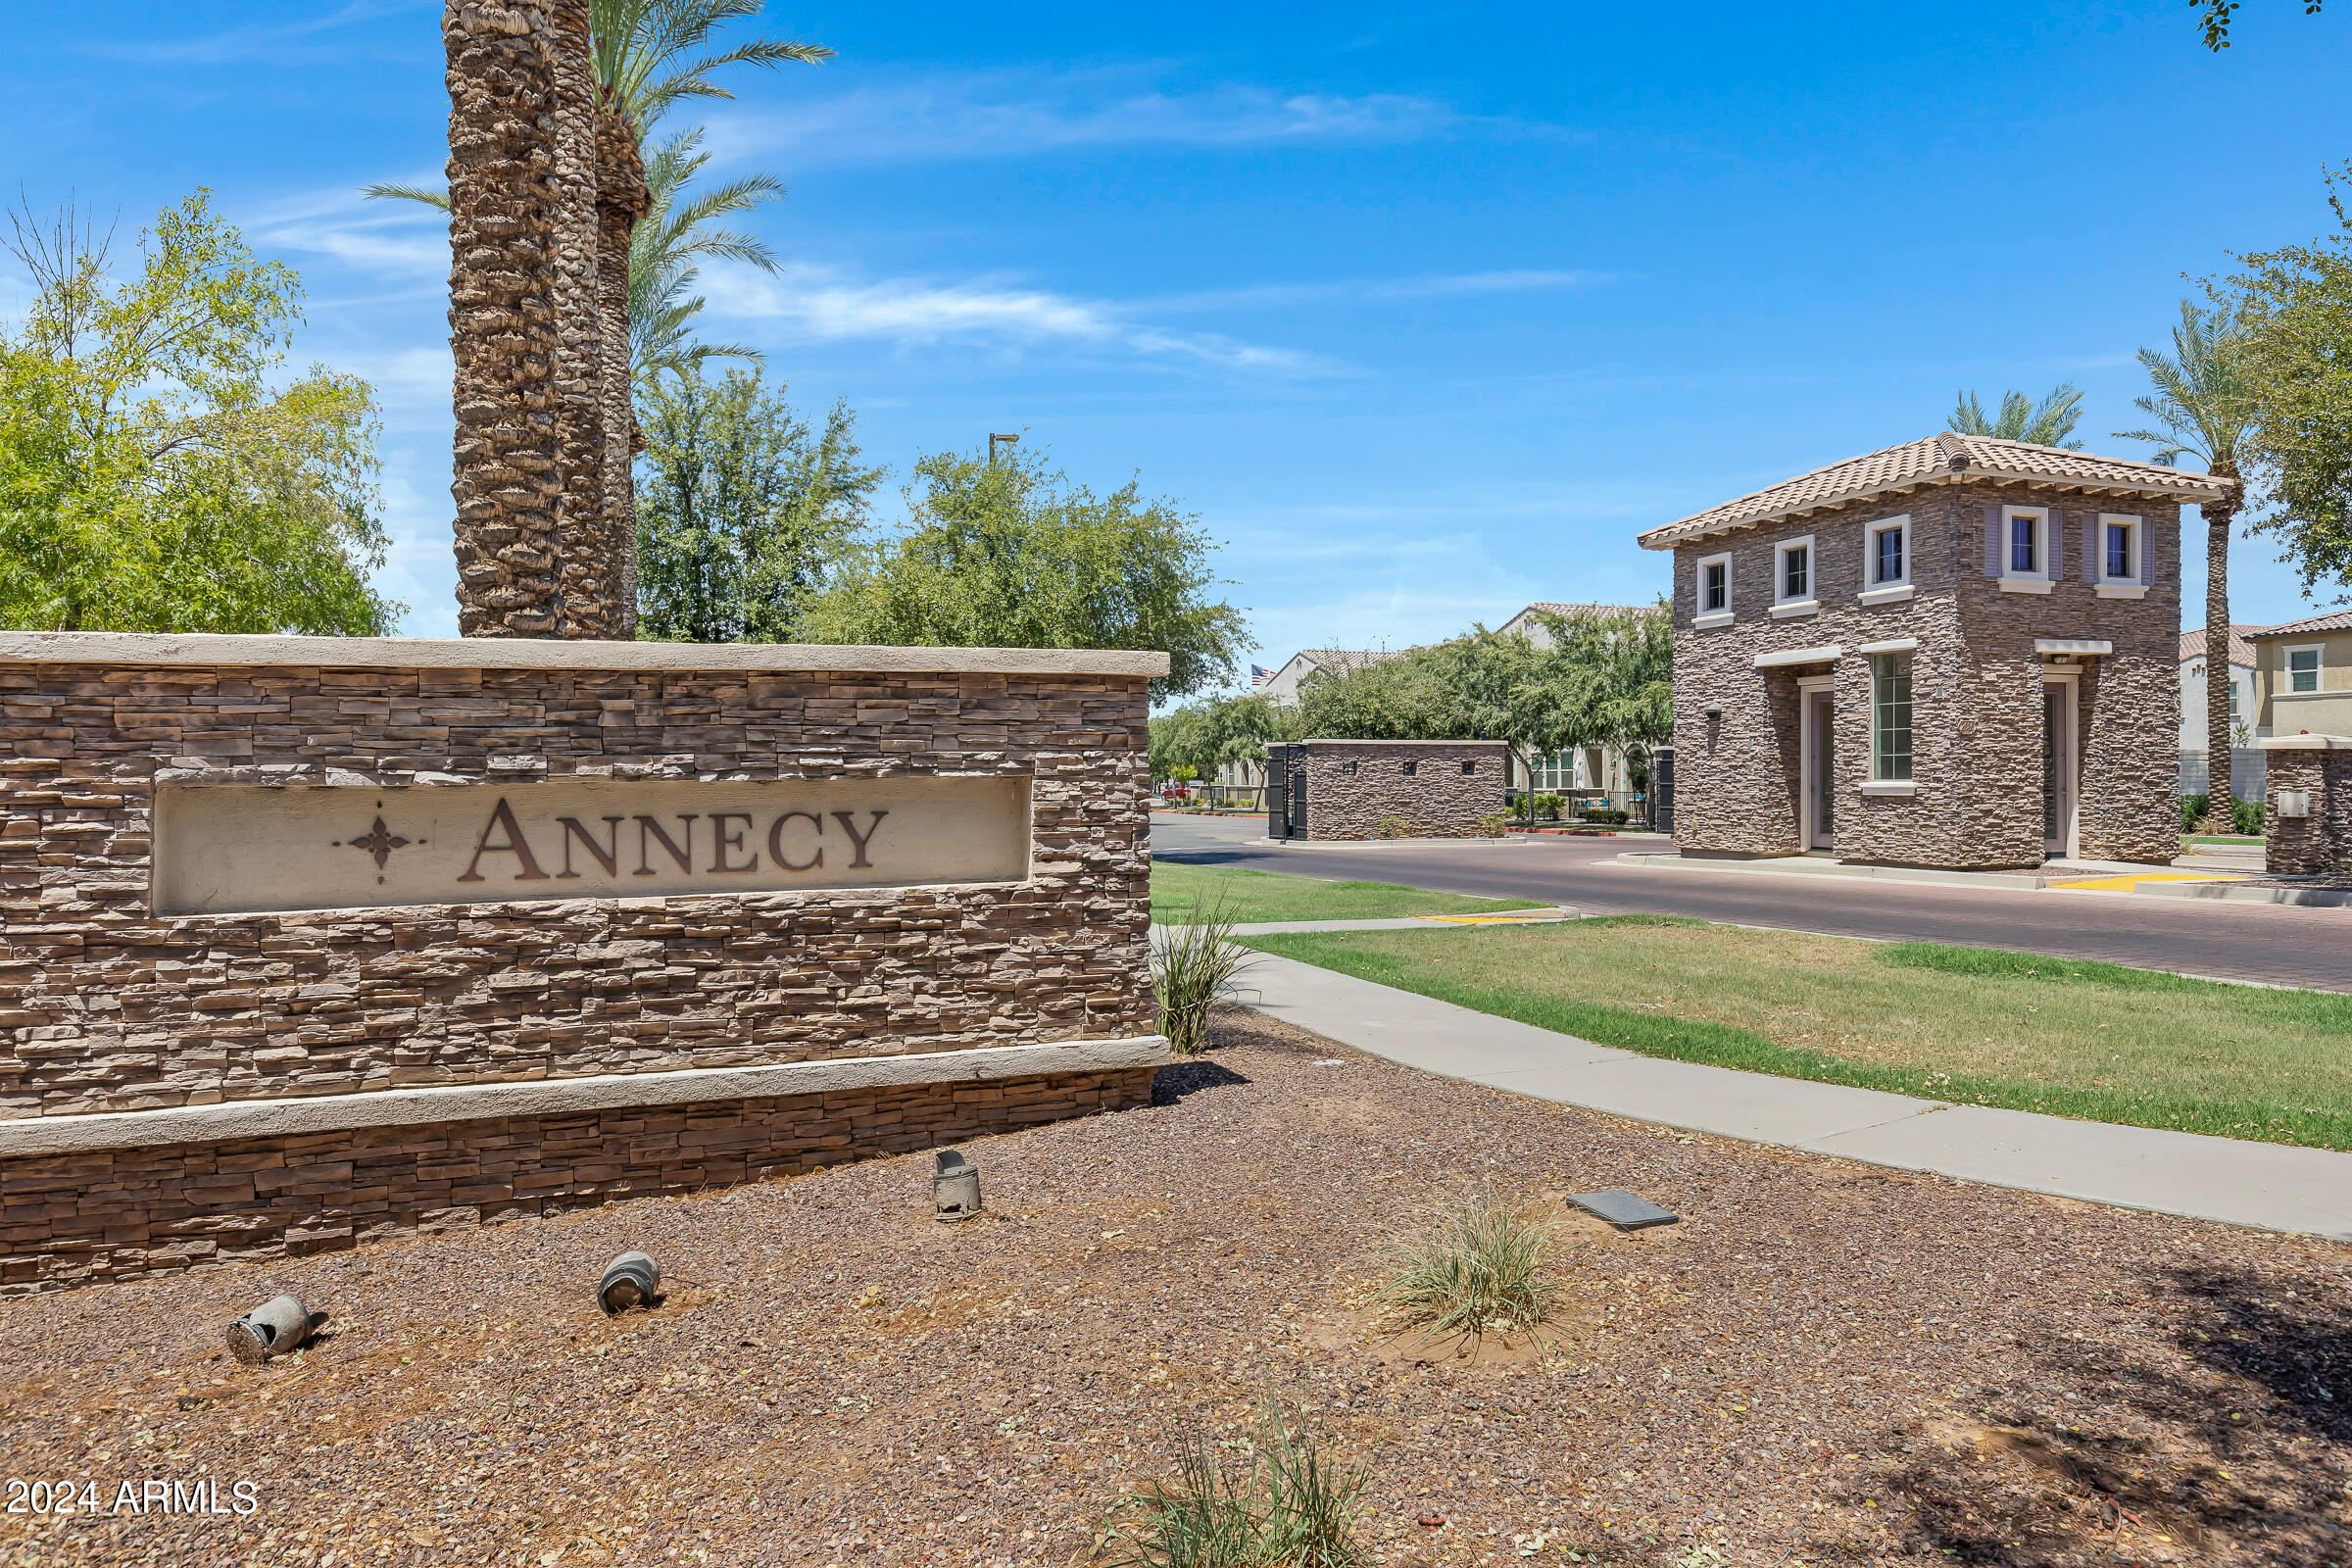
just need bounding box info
[2249,610,2352,740]
[1642,432,2229,869]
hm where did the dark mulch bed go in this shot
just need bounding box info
[1,1007,2346,1567]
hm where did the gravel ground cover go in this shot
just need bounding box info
[1,1008,2346,1568]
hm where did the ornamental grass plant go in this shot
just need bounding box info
[1152,901,1258,1054]
[1373,1191,1560,1344]
[1106,1396,1369,1568]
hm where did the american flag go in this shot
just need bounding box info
[1250,664,1271,687]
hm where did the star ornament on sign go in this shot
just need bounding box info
[332,803,425,885]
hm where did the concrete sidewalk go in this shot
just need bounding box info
[1236,952,2352,1241]
[1214,909,1576,936]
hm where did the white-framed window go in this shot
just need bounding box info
[2000,504,2055,593]
[2096,512,2145,598]
[1871,652,1913,780]
[1859,514,1913,604]
[2229,678,2241,718]
[1695,551,1733,627]
[1771,535,1817,617]
[2287,644,2323,694]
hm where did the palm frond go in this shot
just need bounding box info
[361,182,450,212]
[2110,299,2253,474]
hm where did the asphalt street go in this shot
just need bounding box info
[1151,812,2352,993]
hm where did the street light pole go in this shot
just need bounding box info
[988,433,1020,466]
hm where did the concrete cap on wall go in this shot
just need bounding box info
[0,631,1170,678]
[2257,734,2352,750]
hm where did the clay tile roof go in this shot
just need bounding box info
[2179,625,2268,666]
[1515,601,1645,617]
[1636,432,2236,550]
[2249,609,2352,639]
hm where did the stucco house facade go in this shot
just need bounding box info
[1639,432,2231,869]
[2249,610,2352,740]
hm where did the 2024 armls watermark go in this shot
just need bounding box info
[6,1477,259,1517]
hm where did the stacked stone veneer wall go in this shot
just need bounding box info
[0,638,1163,1292]
[1667,484,2180,869]
[2264,744,2352,876]
[4,1067,1156,1293]
[1298,741,1508,840]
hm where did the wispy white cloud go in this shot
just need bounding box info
[708,69,1555,167]
[250,185,447,281]
[700,260,1346,376]
[88,0,435,65]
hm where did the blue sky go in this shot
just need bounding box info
[11,1,2352,679]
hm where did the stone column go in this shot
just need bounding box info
[443,1,564,637]
[595,106,652,640]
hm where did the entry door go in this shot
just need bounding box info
[1804,688,1836,850]
[2041,682,2076,858]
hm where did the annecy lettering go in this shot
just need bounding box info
[151,776,1033,917]
[458,801,888,882]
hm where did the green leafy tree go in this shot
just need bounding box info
[2223,167,2352,603]
[634,368,880,642]
[0,193,398,634]
[2194,0,2325,51]
[1151,692,1302,784]
[1294,604,1672,819]
[800,447,1251,701]
[1949,383,2086,449]
[2115,300,2256,807]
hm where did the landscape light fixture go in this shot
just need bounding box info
[597,1250,662,1315]
[226,1294,329,1365]
[933,1148,983,1221]
[988,432,1020,466]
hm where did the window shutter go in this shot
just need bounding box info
[1984,504,2003,575]
[2081,514,2099,583]
[2140,517,2155,586]
[2045,510,2063,580]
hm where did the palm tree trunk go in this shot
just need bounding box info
[596,106,651,640]
[548,0,612,639]
[444,0,564,636]
[2204,481,2240,829]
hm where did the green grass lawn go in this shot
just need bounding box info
[2185,834,2266,846]
[1150,863,1547,925]
[1246,915,2352,1151]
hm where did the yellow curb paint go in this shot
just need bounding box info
[2049,872,2248,893]
[1414,913,1555,924]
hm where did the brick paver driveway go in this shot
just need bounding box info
[1152,813,2352,992]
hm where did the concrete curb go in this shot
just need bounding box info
[1237,954,2352,1241]
[0,1035,1175,1158]
[1154,909,1577,936]
[2130,880,2352,908]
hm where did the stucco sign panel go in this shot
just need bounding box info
[152,776,1033,916]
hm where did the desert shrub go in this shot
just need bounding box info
[2180,793,2207,832]
[1579,808,1631,826]
[1107,1396,1368,1568]
[2233,796,2265,836]
[1373,1192,1559,1342]
[1152,904,1257,1054]
[1374,814,1413,839]
[1474,812,1508,838]
[1534,792,1564,820]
